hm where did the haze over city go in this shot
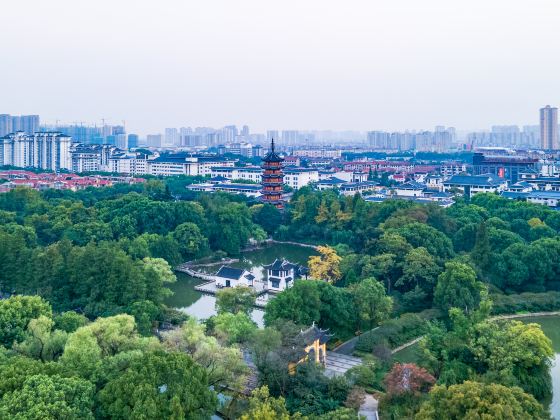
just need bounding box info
[2,0,559,134]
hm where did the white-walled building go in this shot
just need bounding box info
[394,181,426,197]
[443,174,507,197]
[0,132,71,171]
[213,266,255,288]
[210,166,319,189]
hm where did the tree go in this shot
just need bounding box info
[468,320,553,400]
[240,386,291,420]
[215,286,256,315]
[344,387,366,410]
[163,318,248,392]
[0,295,52,347]
[60,314,156,381]
[126,300,161,336]
[13,315,68,362]
[384,363,435,396]
[251,204,283,235]
[434,261,484,314]
[0,374,95,420]
[416,381,548,420]
[264,280,356,337]
[308,246,342,283]
[172,222,208,259]
[397,247,441,294]
[213,312,258,344]
[471,221,491,271]
[53,311,89,333]
[350,278,393,332]
[97,350,217,420]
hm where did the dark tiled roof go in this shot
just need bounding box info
[396,181,426,190]
[262,140,284,163]
[215,266,245,280]
[297,324,333,346]
[264,258,299,271]
[501,191,529,200]
[318,177,346,185]
[444,174,503,187]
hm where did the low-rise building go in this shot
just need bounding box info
[264,259,308,292]
[213,266,255,288]
[186,182,262,198]
[394,181,426,197]
[443,174,507,197]
[210,166,319,189]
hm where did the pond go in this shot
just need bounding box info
[165,243,317,327]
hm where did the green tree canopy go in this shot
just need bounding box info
[0,374,95,420]
[97,350,217,420]
[416,381,548,420]
[434,261,485,314]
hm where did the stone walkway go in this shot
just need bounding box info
[358,394,378,420]
[325,352,363,377]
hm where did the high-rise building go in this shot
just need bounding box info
[241,125,250,137]
[165,128,179,146]
[0,115,12,137]
[0,114,40,136]
[115,134,128,149]
[0,132,71,170]
[266,130,278,142]
[147,134,162,147]
[281,130,299,146]
[222,125,237,143]
[20,115,40,134]
[128,134,139,148]
[540,105,558,150]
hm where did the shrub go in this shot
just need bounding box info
[491,292,560,315]
[355,311,438,353]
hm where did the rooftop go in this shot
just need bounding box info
[215,266,246,280]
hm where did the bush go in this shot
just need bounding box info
[355,310,438,353]
[491,292,560,315]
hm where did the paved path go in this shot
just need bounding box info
[332,327,379,355]
[358,394,378,420]
[325,352,362,377]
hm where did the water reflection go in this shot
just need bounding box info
[165,244,317,328]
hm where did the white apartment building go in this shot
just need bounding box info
[293,149,342,158]
[210,166,319,189]
[0,132,71,171]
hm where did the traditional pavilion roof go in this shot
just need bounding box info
[264,258,308,277]
[262,139,284,163]
[296,323,333,346]
[264,258,298,271]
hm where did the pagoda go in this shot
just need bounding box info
[261,139,285,209]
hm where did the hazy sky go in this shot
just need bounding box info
[1,0,559,135]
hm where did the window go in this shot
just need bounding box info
[271,279,280,288]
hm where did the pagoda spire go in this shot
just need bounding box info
[261,139,285,209]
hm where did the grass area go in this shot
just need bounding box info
[391,342,421,364]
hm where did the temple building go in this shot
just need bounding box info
[288,323,332,373]
[261,139,285,209]
[263,258,309,292]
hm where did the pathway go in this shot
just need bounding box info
[358,394,378,420]
[332,327,379,355]
[324,352,363,377]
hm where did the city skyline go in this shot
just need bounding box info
[1,0,559,134]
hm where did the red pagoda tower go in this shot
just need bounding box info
[261,139,285,209]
